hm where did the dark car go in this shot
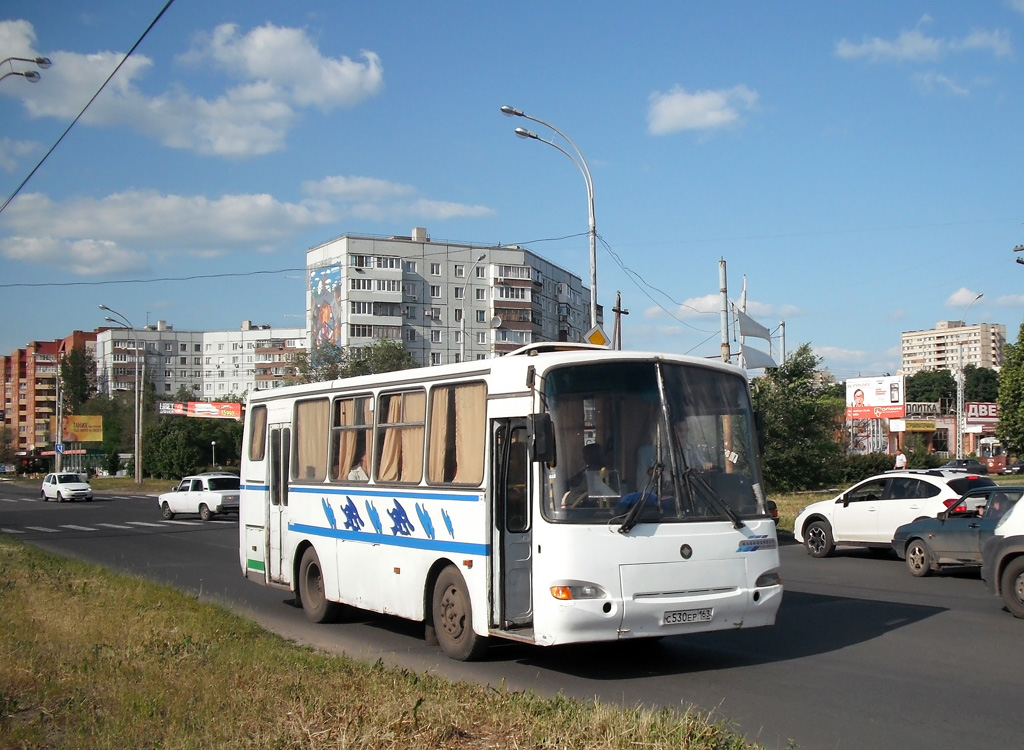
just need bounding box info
[1001,460,1024,475]
[940,458,989,474]
[892,485,1023,576]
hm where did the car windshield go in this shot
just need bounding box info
[541,360,767,526]
[207,477,240,491]
[56,473,83,483]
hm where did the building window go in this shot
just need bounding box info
[351,278,372,290]
[405,329,416,341]
[404,260,417,273]
[454,287,464,299]
[454,264,465,278]
[351,301,372,315]
[475,288,487,300]
[430,330,442,343]
[454,308,463,322]
[476,310,486,323]
[350,324,373,338]
[430,263,441,275]
[430,353,441,365]
[476,332,487,344]
[430,285,441,298]
[476,266,486,278]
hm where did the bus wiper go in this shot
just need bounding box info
[618,462,662,535]
[686,469,745,530]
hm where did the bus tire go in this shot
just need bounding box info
[298,547,342,624]
[432,566,488,661]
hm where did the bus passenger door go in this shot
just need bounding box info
[493,419,533,630]
[268,426,291,584]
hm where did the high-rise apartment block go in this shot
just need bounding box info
[306,228,597,366]
[900,320,1006,376]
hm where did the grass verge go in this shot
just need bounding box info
[0,535,771,749]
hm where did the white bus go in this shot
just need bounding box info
[239,343,782,660]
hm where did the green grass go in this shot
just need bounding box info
[0,535,778,749]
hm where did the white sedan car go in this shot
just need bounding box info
[794,469,995,557]
[158,472,240,521]
[41,473,94,502]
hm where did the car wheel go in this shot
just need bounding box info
[41,490,47,501]
[161,502,175,520]
[804,520,835,558]
[298,547,342,624]
[56,492,65,503]
[431,566,488,661]
[905,539,932,577]
[999,557,1024,619]
[198,504,212,521]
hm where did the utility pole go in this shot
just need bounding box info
[611,292,628,350]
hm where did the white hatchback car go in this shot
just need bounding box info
[41,472,94,502]
[794,469,996,557]
[158,472,240,521]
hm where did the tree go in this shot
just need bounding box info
[904,369,956,406]
[292,339,417,384]
[750,344,845,492]
[997,323,1024,456]
[60,346,96,415]
[0,424,14,466]
[145,414,244,479]
[964,364,999,402]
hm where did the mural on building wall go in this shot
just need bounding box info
[309,265,343,346]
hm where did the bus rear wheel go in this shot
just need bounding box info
[431,566,488,661]
[298,547,342,624]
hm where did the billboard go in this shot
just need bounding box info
[157,401,242,419]
[49,415,104,442]
[846,375,905,420]
[966,402,998,425]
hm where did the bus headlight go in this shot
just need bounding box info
[550,583,607,600]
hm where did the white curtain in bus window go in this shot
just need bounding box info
[248,405,267,461]
[427,382,486,485]
[330,395,372,481]
[376,391,425,483]
[294,398,329,482]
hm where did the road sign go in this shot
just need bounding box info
[585,325,610,347]
[55,443,65,454]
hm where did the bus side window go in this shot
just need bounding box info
[376,390,425,483]
[506,426,529,533]
[427,382,486,485]
[248,405,267,461]
[293,398,329,483]
[330,395,372,482]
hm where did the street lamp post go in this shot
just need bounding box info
[460,253,487,362]
[211,441,217,468]
[1,56,52,84]
[100,305,142,486]
[500,105,598,329]
[956,293,983,459]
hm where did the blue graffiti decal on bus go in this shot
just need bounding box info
[321,498,337,530]
[416,503,436,540]
[388,500,416,536]
[442,508,454,538]
[366,500,383,535]
[342,497,364,532]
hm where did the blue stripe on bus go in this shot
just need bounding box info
[288,522,490,555]
[241,484,480,502]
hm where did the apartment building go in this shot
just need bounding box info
[0,331,97,454]
[900,321,1006,376]
[94,321,305,401]
[306,227,597,366]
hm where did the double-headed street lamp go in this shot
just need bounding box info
[500,105,598,330]
[1,56,52,84]
[956,293,983,459]
[460,253,487,362]
[99,304,143,485]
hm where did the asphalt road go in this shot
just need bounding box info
[2,481,1021,750]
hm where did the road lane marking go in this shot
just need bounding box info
[163,520,202,525]
[96,523,133,530]
[24,526,60,533]
[126,521,165,527]
[60,525,97,531]
[0,527,24,534]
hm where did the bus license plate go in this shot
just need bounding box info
[663,607,713,625]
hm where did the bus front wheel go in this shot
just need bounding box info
[431,566,488,661]
[298,547,342,624]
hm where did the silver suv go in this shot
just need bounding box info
[981,497,1024,618]
[158,472,240,521]
[794,469,996,557]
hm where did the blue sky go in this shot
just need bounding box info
[2,1,1024,381]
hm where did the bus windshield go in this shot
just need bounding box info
[542,360,766,526]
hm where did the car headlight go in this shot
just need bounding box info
[550,583,607,600]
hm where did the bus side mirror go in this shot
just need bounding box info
[530,413,554,463]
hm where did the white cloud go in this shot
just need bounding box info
[836,24,1011,63]
[0,138,39,172]
[994,294,1024,307]
[0,177,494,275]
[4,20,384,158]
[945,287,985,311]
[913,72,970,96]
[647,85,758,135]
